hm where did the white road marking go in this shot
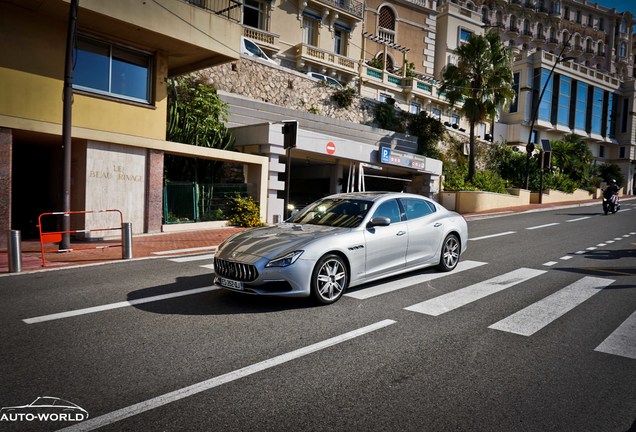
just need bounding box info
[575,251,586,255]
[606,240,615,244]
[526,223,560,230]
[566,217,591,222]
[168,253,215,263]
[595,311,636,360]
[586,247,598,251]
[55,319,396,432]
[560,256,573,261]
[344,260,487,300]
[543,261,558,267]
[152,246,217,255]
[597,243,607,247]
[469,231,516,241]
[404,268,546,316]
[23,286,219,324]
[489,276,614,336]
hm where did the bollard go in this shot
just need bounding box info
[7,230,22,273]
[122,222,133,259]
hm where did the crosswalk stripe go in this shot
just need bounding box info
[168,253,215,263]
[595,311,636,360]
[344,260,487,300]
[404,268,546,316]
[488,276,614,336]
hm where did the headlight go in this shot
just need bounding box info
[266,250,304,267]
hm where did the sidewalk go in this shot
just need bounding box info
[0,197,615,275]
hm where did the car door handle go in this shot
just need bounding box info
[434,223,442,227]
[396,231,406,236]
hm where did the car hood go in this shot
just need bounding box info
[216,224,348,262]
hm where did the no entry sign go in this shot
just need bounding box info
[326,142,336,155]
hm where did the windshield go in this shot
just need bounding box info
[287,198,372,228]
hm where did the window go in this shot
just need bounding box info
[599,18,604,31]
[509,72,519,113]
[303,15,318,46]
[74,35,152,103]
[459,28,473,44]
[243,0,266,29]
[606,92,616,138]
[591,87,603,135]
[378,6,396,43]
[619,146,626,158]
[574,81,588,131]
[379,93,391,103]
[557,76,571,126]
[621,98,629,133]
[619,42,627,58]
[409,103,420,114]
[451,114,460,126]
[432,108,441,120]
[371,200,402,224]
[599,145,605,158]
[334,29,345,55]
[536,68,554,122]
[399,198,435,220]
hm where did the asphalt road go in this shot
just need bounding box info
[1,202,635,432]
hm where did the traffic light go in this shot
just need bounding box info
[282,120,298,149]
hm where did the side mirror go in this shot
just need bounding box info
[367,216,391,228]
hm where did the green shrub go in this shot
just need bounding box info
[226,194,264,227]
[332,87,356,109]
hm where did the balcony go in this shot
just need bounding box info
[295,43,359,76]
[310,0,363,19]
[506,25,520,38]
[242,26,279,53]
[185,0,242,22]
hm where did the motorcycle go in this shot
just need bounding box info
[602,190,620,215]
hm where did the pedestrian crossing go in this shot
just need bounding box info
[168,252,636,360]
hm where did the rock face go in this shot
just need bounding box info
[197,59,376,126]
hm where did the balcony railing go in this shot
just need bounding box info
[296,44,358,74]
[243,26,278,47]
[184,0,241,23]
[313,0,363,19]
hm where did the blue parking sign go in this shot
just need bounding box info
[381,147,391,163]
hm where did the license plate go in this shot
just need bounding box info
[218,277,243,290]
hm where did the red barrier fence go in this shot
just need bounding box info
[37,209,124,267]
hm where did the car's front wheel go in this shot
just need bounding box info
[437,234,460,272]
[311,254,348,305]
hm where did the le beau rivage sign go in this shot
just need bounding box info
[379,146,426,171]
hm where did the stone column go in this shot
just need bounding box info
[0,128,12,249]
[145,149,164,233]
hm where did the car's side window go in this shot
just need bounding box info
[372,199,402,223]
[400,198,435,220]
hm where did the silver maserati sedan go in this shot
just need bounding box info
[213,192,468,305]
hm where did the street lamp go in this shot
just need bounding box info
[523,47,575,195]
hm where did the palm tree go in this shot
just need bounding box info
[439,32,515,181]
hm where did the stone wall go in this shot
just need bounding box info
[196,59,377,126]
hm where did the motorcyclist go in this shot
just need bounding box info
[602,179,620,213]
[603,179,619,199]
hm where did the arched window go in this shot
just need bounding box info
[619,41,627,57]
[378,6,396,43]
[481,6,489,23]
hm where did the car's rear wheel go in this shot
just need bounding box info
[311,254,348,305]
[437,234,460,272]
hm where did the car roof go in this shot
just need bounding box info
[323,192,432,203]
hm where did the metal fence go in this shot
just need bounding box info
[163,181,247,224]
[184,0,242,23]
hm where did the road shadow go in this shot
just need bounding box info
[127,275,315,316]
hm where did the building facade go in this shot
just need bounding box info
[434,0,636,193]
[0,0,268,245]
